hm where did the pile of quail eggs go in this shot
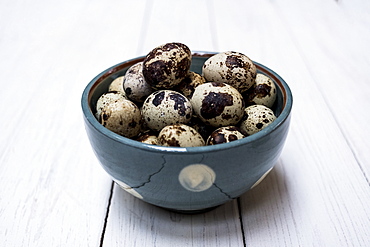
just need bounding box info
[96,42,277,147]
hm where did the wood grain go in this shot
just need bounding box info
[1,0,369,246]
[102,186,244,247]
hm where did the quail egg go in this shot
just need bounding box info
[96,91,126,119]
[123,62,153,103]
[108,75,127,97]
[190,82,245,127]
[202,51,257,93]
[158,124,205,147]
[136,130,159,145]
[207,126,246,145]
[141,90,193,131]
[187,115,215,141]
[96,93,142,138]
[243,73,277,108]
[240,105,276,135]
[142,42,192,89]
[175,71,206,99]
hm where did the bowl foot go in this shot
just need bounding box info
[161,205,220,214]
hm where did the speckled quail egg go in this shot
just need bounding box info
[206,126,246,145]
[136,130,159,145]
[96,93,142,138]
[141,90,193,131]
[123,62,153,103]
[240,105,276,135]
[187,115,215,141]
[202,51,257,93]
[108,75,127,97]
[175,71,206,99]
[158,124,205,147]
[142,42,192,89]
[96,91,126,119]
[243,73,277,108]
[190,82,245,127]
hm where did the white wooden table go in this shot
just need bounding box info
[1,0,369,246]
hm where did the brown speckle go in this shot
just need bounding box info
[225,55,246,69]
[152,91,165,106]
[169,92,188,116]
[200,92,233,119]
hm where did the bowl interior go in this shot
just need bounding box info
[83,52,291,153]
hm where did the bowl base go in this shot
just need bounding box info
[161,205,220,214]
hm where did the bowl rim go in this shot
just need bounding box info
[81,51,293,154]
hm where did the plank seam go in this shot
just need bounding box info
[99,180,115,247]
[237,198,247,247]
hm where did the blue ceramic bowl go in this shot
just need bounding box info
[81,52,292,213]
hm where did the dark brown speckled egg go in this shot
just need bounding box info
[190,82,245,127]
[175,71,206,99]
[142,42,192,90]
[206,126,246,145]
[243,73,277,108]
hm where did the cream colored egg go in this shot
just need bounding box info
[141,90,193,131]
[123,62,153,103]
[240,105,276,135]
[202,51,257,93]
[97,93,142,138]
[158,124,205,147]
[108,76,127,97]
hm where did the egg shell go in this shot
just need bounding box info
[158,124,205,147]
[243,73,277,108]
[206,126,246,145]
[187,115,215,141]
[97,95,142,138]
[202,51,257,93]
[141,90,193,131]
[123,62,153,103]
[142,42,192,89]
[136,130,159,145]
[108,76,127,97]
[190,82,245,127]
[175,71,206,99]
[239,105,276,135]
[96,91,126,119]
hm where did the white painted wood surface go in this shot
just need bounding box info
[1,0,369,246]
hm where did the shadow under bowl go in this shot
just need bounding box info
[81,52,293,213]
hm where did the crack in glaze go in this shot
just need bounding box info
[213,183,234,200]
[131,155,166,189]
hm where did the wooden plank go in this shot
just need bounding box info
[274,0,370,176]
[102,187,244,247]
[0,0,148,246]
[137,0,217,54]
[212,0,370,246]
